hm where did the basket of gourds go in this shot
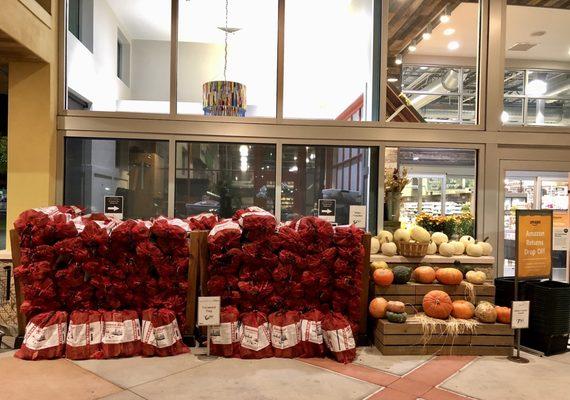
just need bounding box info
[396,241,429,257]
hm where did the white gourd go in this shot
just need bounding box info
[381,242,398,256]
[466,243,483,257]
[438,242,455,257]
[371,237,381,254]
[376,230,394,244]
[431,232,449,245]
[450,240,465,255]
[394,229,411,243]
[426,241,437,255]
[411,226,431,243]
[480,242,493,256]
[466,270,486,284]
[460,235,475,247]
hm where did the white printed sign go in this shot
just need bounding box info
[511,301,530,329]
[198,296,221,326]
[348,205,367,229]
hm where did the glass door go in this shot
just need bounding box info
[502,171,569,282]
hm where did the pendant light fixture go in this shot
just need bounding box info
[202,0,247,117]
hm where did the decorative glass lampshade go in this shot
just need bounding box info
[202,80,247,117]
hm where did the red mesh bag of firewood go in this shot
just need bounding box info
[268,311,303,358]
[210,306,241,357]
[141,308,189,357]
[66,310,104,360]
[322,312,356,364]
[15,311,68,360]
[101,310,141,358]
[239,311,273,359]
[299,309,326,358]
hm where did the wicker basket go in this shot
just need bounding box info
[396,242,428,257]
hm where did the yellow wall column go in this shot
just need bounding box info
[7,61,57,246]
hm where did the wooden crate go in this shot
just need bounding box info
[374,315,514,356]
[375,282,495,314]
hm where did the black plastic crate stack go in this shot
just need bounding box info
[521,281,570,356]
[494,277,539,306]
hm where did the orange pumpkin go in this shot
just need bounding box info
[369,297,388,318]
[435,268,463,285]
[423,290,453,319]
[495,306,511,324]
[451,300,475,319]
[373,268,394,287]
[414,266,436,284]
[387,301,406,313]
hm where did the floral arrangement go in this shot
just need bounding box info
[416,212,475,238]
[385,167,410,195]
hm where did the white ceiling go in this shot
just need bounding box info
[107,0,276,44]
[415,2,570,63]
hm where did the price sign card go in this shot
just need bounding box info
[511,301,530,330]
[198,296,221,326]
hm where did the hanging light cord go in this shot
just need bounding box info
[223,0,229,81]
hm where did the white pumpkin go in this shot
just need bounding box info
[371,237,381,254]
[439,242,455,257]
[466,242,483,257]
[466,270,486,284]
[411,226,431,243]
[371,261,389,270]
[431,232,449,246]
[460,235,475,247]
[426,241,437,255]
[381,242,398,256]
[450,240,465,255]
[376,230,393,244]
[480,242,493,256]
[394,228,411,243]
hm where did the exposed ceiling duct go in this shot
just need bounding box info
[409,69,459,110]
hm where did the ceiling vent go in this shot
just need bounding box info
[508,42,538,51]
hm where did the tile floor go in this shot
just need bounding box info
[0,347,569,400]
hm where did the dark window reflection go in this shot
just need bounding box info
[175,142,276,219]
[281,145,378,230]
[64,138,169,218]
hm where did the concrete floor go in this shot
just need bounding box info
[0,347,569,400]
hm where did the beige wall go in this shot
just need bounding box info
[1,0,58,255]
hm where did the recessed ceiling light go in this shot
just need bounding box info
[408,41,417,52]
[420,66,428,70]
[395,54,403,65]
[448,41,460,51]
[422,24,432,41]
[527,79,547,96]
[500,111,510,124]
[440,6,450,23]
[443,28,455,36]
[388,77,398,82]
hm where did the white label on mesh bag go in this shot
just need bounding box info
[154,320,180,348]
[211,322,239,345]
[67,321,102,347]
[209,219,241,237]
[142,320,156,345]
[301,320,323,344]
[270,323,300,350]
[323,327,355,353]
[103,319,140,344]
[24,322,67,350]
[241,323,270,351]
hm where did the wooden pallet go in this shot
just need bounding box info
[374,315,514,356]
[374,282,495,314]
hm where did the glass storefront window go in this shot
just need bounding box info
[177,0,278,117]
[386,1,480,124]
[503,2,570,127]
[384,147,476,237]
[281,145,378,229]
[64,138,169,218]
[503,172,569,282]
[283,0,375,120]
[66,0,171,113]
[0,64,6,249]
[175,142,276,218]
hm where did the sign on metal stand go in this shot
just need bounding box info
[509,209,553,363]
[195,296,221,356]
